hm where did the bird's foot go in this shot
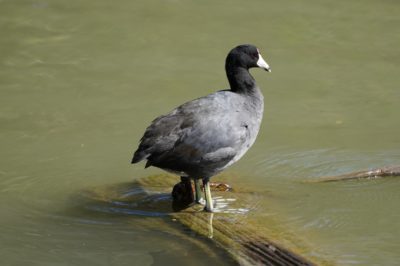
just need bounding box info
[209,182,232,192]
[196,198,206,205]
[203,205,214,213]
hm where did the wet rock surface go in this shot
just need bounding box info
[77,174,325,265]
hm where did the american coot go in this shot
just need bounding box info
[132,44,270,212]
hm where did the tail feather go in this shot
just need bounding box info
[131,150,148,164]
[145,160,152,168]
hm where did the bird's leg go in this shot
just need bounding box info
[194,178,204,204]
[203,177,214,212]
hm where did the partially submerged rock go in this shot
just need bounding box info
[76,174,328,265]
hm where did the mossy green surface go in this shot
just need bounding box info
[80,174,333,265]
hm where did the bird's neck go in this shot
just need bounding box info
[226,67,258,94]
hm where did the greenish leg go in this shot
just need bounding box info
[203,178,214,212]
[194,178,204,204]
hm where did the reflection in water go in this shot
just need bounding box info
[207,213,214,239]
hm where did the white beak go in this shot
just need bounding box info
[257,53,271,72]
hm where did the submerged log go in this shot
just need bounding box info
[175,210,317,266]
[76,174,327,266]
[308,165,400,183]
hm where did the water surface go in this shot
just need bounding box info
[1,0,399,265]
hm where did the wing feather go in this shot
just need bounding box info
[131,91,249,176]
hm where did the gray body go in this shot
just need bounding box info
[132,88,264,178]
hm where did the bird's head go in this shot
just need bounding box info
[226,44,271,72]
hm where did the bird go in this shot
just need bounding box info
[131,44,270,212]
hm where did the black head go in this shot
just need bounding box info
[225,44,271,72]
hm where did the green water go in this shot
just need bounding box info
[1,0,399,265]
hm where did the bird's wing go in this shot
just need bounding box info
[131,107,185,163]
[131,92,248,170]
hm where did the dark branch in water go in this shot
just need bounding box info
[307,165,400,183]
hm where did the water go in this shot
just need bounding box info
[1,0,399,265]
